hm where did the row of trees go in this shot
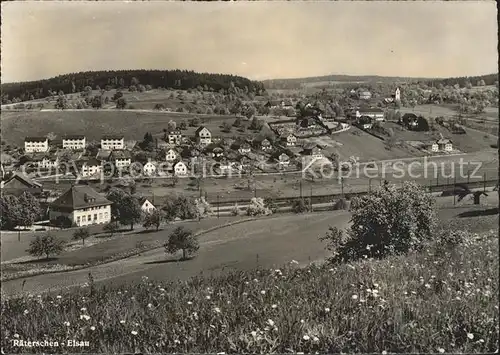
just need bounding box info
[1,70,266,104]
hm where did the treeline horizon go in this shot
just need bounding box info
[263,73,498,90]
[1,69,266,104]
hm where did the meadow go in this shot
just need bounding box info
[1,231,498,353]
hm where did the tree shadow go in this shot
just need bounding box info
[457,208,499,218]
[16,257,59,265]
[137,229,163,235]
[144,256,195,265]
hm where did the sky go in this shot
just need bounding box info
[1,1,498,83]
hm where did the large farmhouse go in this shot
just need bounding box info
[49,185,112,227]
[195,126,212,146]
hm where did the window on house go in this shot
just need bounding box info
[94,214,97,220]
[77,216,81,223]
[87,215,91,222]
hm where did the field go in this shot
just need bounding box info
[0,110,245,147]
[1,227,497,353]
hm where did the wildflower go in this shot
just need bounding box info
[424,284,431,289]
[13,334,19,338]
[271,304,277,309]
[267,319,275,327]
[214,307,221,313]
[260,290,266,295]
[467,333,474,340]
[253,278,259,282]
[64,321,70,327]
[352,295,358,300]
[56,295,62,299]
[290,260,299,265]
[131,330,138,336]
[303,335,310,341]
[313,336,319,342]
[148,303,153,308]
[438,348,445,353]
[80,314,91,321]
[300,319,305,324]
[120,320,126,324]
[23,310,29,315]
[206,295,211,300]
[324,307,330,313]
[90,326,95,331]
[159,288,165,292]
[372,289,379,295]
[217,352,226,355]
[80,307,87,312]
[373,283,379,288]
[187,301,193,305]
[242,292,248,296]
[251,331,257,337]
[382,351,387,355]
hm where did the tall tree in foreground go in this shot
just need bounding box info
[321,181,436,263]
[164,226,199,260]
[28,234,65,260]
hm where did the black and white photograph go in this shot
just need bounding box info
[0,0,498,353]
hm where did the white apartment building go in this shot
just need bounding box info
[62,135,86,150]
[101,135,125,150]
[49,185,112,227]
[110,151,132,168]
[174,161,188,176]
[143,160,157,176]
[80,159,102,178]
[25,137,49,153]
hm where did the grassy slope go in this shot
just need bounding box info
[0,110,241,146]
[1,234,497,353]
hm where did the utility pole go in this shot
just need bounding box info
[217,194,220,219]
[453,174,456,205]
[310,185,313,212]
[483,173,486,192]
[341,178,344,198]
[368,178,371,193]
[300,180,303,198]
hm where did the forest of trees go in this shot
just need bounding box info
[423,73,498,88]
[1,69,266,104]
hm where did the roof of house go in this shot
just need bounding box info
[3,172,42,188]
[110,150,131,160]
[358,108,384,113]
[437,138,452,144]
[82,158,102,166]
[96,149,112,161]
[138,197,155,206]
[50,185,111,210]
[168,130,182,135]
[62,135,85,140]
[24,136,47,142]
[101,135,124,140]
[195,126,211,136]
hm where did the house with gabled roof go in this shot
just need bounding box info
[143,160,157,176]
[110,150,132,168]
[280,133,297,147]
[195,126,212,146]
[48,185,112,227]
[1,172,43,196]
[174,161,188,176]
[238,142,252,155]
[167,130,182,145]
[79,158,102,178]
[165,148,179,162]
[139,197,156,214]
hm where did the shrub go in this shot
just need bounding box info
[246,197,272,216]
[325,181,437,263]
[263,197,278,213]
[27,234,65,260]
[231,203,240,216]
[332,198,350,211]
[292,199,309,213]
[195,197,212,218]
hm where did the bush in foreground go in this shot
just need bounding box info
[2,233,497,353]
[327,182,436,262]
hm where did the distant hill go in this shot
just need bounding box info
[1,69,266,104]
[263,73,498,90]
